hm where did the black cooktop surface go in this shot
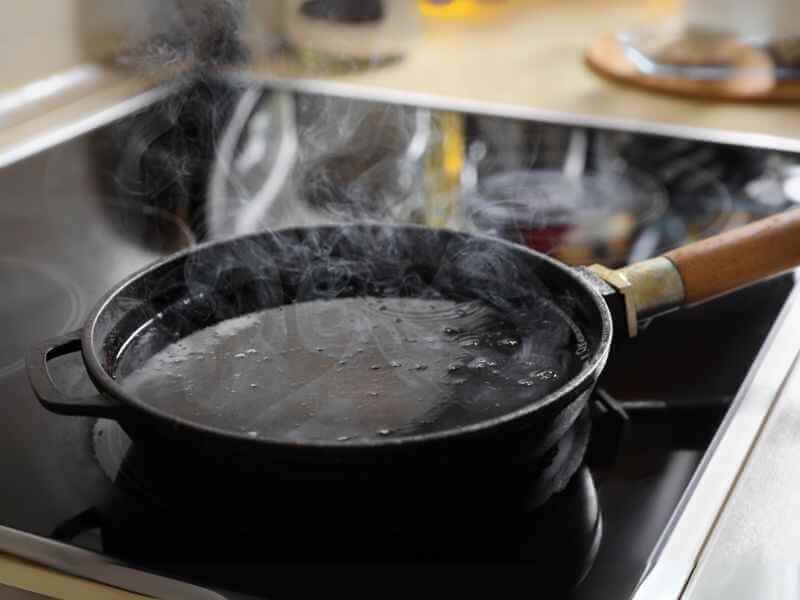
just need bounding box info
[0,84,795,599]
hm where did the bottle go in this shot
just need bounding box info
[418,0,507,21]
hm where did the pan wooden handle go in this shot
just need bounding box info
[663,208,800,304]
[596,208,800,337]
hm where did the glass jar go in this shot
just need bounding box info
[283,0,420,65]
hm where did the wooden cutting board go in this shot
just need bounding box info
[586,32,800,101]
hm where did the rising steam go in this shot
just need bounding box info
[100,2,592,444]
[115,0,249,74]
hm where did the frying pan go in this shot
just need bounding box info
[26,209,800,519]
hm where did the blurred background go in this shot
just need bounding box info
[2,3,800,600]
[3,0,799,268]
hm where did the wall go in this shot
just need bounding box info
[0,0,88,92]
[0,0,287,92]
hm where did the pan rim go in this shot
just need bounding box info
[82,223,613,451]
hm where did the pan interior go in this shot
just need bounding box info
[107,227,599,443]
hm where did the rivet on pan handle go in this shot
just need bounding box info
[26,330,121,419]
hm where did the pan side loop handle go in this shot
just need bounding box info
[26,330,121,419]
[663,208,800,305]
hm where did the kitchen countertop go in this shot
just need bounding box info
[245,0,800,152]
[682,325,800,600]
[4,0,800,166]
[0,68,163,169]
[0,553,150,600]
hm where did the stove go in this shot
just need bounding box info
[0,81,798,600]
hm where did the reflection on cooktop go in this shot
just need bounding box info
[0,257,83,377]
